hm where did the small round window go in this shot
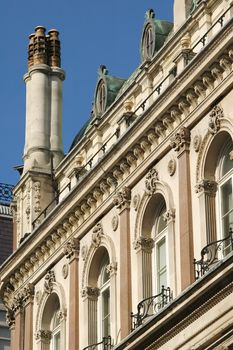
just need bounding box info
[96,80,106,116]
[143,25,155,60]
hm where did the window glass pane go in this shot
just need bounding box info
[157,238,167,292]
[54,332,60,350]
[221,178,233,216]
[221,153,233,176]
[102,288,110,337]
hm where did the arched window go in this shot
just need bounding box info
[51,309,61,350]
[98,253,110,339]
[154,200,168,294]
[143,25,155,60]
[217,141,233,254]
[96,81,106,115]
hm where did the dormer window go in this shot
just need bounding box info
[96,80,106,115]
[144,25,155,59]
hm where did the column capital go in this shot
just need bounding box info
[113,186,131,212]
[64,237,80,261]
[6,309,15,328]
[35,329,52,343]
[133,237,154,253]
[170,127,191,155]
[81,286,100,299]
[195,179,218,194]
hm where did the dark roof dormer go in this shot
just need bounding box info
[140,9,173,62]
[93,65,126,118]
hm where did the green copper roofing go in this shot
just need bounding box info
[140,9,173,61]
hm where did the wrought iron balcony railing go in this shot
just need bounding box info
[194,228,233,280]
[83,336,113,350]
[131,286,173,330]
[0,183,14,203]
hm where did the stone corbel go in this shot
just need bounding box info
[64,237,80,261]
[113,186,131,212]
[170,127,191,155]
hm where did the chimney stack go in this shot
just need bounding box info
[23,26,65,175]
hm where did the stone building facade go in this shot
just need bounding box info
[0,183,13,350]
[0,0,233,349]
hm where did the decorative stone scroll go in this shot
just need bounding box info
[145,167,159,195]
[44,270,56,294]
[64,237,80,260]
[113,186,131,211]
[106,262,118,276]
[208,105,224,135]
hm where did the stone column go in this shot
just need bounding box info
[82,287,100,345]
[196,180,218,244]
[133,237,154,300]
[64,238,80,350]
[13,298,24,350]
[23,284,35,350]
[171,127,194,290]
[6,309,16,350]
[113,187,132,339]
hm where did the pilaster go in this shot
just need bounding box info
[113,186,132,339]
[170,127,194,290]
[64,238,80,350]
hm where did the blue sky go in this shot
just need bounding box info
[0,0,174,185]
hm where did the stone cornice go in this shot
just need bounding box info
[1,20,233,304]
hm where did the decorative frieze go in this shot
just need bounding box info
[145,167,159,195]
[64,237,80,260]
[44,270,56,294]
[113,186,131,211]
[170,126,191,154]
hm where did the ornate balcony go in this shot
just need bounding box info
[83,336,113,350]
[131,286,173,330]
[194,228,233,279]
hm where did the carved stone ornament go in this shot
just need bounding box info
[208,105,224,135]
[35,330,52,341]
[133,237,155,253]
[167,159,176,176]
[34,181,41,214]
[92,222,104,247]
[193,134,202,152]
[170,127,191,153]
[112,215,119,231]
[195,179,218,194]
[113,186,131,211]
[163,209,176,223]
[145,167,159,195]
[62,264,69,279]
[132,194,140,211]
[81,286,100,299]
[81,244,88,261]
[6,309,15,327]
[64,238,80,260]
[44,270,56,294]
[106,262,118,275]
